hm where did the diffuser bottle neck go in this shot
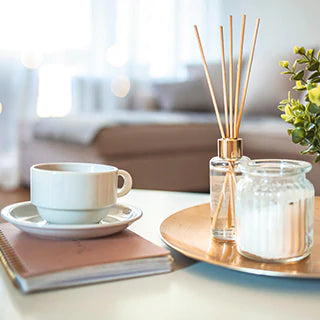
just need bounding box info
[218,138,243,161]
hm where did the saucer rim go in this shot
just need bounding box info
[1,201,143,230]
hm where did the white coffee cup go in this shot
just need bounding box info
[30,162,133,224]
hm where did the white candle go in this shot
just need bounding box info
[235,190,313,261]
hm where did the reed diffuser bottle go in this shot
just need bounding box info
[194,15,260,241]
[210,138,249,241]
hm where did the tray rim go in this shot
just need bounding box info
[160,199,320,279]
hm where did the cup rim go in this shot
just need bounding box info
[31,162,118,175]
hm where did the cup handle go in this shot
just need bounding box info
[117,170,133,197]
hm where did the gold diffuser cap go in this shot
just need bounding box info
[218,138,243,160]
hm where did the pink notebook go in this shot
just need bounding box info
[0,223,172,293]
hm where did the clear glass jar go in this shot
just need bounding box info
[210,138,249,241]
[235,159,314,263]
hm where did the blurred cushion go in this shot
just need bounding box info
[152,79,213,112]
[243,52,297,116]
[185,59,248,113]
[129,80,159,110]
[153,58,250,113]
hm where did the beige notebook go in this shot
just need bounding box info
[0,223,172,293]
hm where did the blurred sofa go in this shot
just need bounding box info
[20,111,320,194]
[19,54,320,194]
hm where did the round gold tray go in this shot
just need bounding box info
[160,197,320,278]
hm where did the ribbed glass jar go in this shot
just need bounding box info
[235,159,314,263]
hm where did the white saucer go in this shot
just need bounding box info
[1,201,143,240]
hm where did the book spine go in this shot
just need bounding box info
[0,229,25,288]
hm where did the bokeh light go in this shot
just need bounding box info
[111,75,130,98]
[20,49,44,69]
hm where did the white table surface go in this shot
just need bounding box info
[1,189,320,320]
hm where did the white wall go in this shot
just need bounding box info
[212,0,320,114]
[218,0,320,59]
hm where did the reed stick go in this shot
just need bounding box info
[234,14,246,137]
[194,25,226,138]
[236,18,261,136]
[207,238,232,259]
[228,166,235,229]
[228,15,234,138]
[219,26,229,138]
[228,162,237,185]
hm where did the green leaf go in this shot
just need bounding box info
[292,60,297,72]
[307,49,314,57]
[294,46,305,55]
[315,154,320,162]
[306,123,316,131]
[294,118,304,126]
[306,131,316,141]
[308,103,320,114]
[314,139,320,147]
[301,145,315,154]
[292,70,304,80]
[308,71,320,80]
[281,71,292,75]
[291,128,305,143]
[279,60,289,68]
[285,104,294,116]
[281,114,294,123]
[297,58,308,63]
[293,85,306,91]
[307,61,320,71]
[308,87,320,106]
[278,105,285,111]
[307,83,317,90]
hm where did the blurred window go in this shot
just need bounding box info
[0,0,219,117]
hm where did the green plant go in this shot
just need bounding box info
[279,46,320,162]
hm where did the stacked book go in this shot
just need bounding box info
[0,222,172,293]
